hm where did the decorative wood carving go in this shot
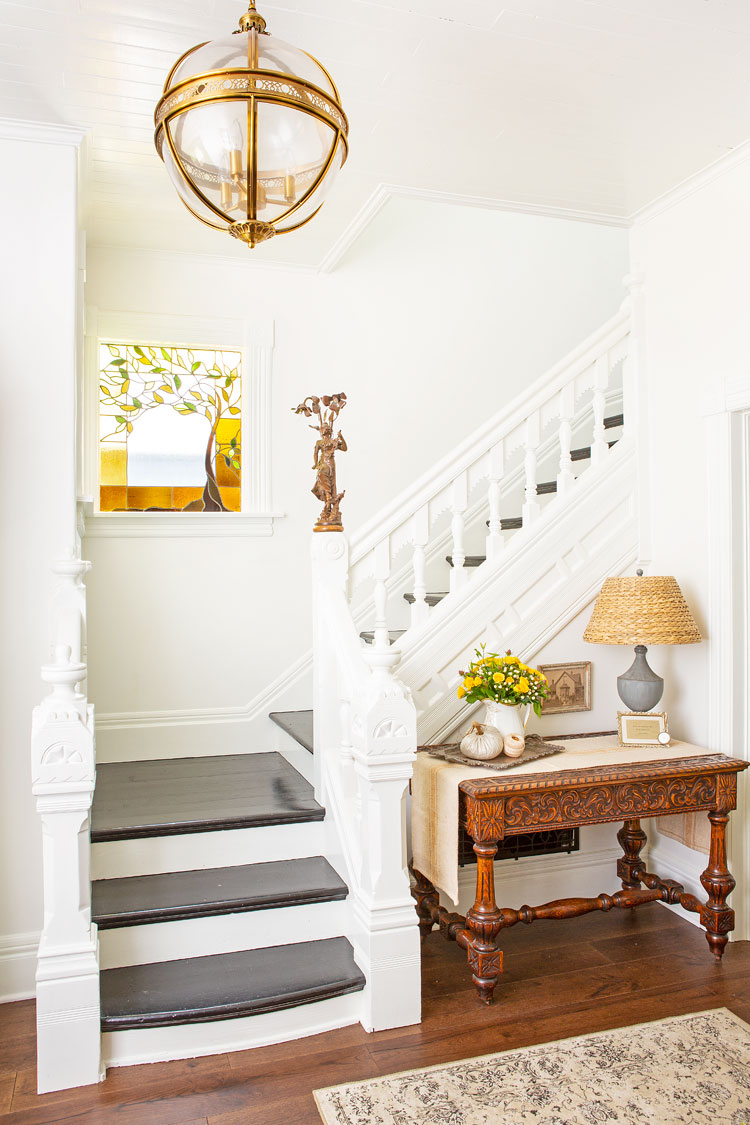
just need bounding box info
[414,751,748,1006]
[292,393,347,532]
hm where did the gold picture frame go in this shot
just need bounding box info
[617,711,669,748]
[539,661,592,715]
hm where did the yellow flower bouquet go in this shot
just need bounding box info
[457,645,548,717]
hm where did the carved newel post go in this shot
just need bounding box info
[351,639,421,1031]
[31,556,100,1093]
[307,400,421,1032]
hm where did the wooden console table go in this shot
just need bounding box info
[412,749,748,1005]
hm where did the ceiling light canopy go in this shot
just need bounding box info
[155,1,349,249]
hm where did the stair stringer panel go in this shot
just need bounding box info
[394,441,639,744]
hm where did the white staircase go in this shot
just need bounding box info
[31,305,637,1091]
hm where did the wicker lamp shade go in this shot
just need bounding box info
[583,576,702,646]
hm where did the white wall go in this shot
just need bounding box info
[0,128,81,997]
[630,147,750,934]
[85,200,628,744]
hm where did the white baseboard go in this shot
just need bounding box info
[454,830,625,916]
[647,834,705,932]
[0,931,39,1003]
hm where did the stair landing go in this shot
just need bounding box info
[91,752,324,842]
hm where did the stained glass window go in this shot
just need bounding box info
[99,343,242,512]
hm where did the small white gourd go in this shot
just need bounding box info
[460,721,505,761]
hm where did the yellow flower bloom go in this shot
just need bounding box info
[473,676,484,687]
[457,685,466,699]
[505,655,518,665]
[493,672,505,683]
[517,677,529,693]
[464,677,473,689]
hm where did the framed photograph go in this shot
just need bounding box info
[617,711,669,747]
[538,661,591,715]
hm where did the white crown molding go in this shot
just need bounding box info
[87,242,321,279]
[632,139,750,228]
[318,182,630,275]
[0,117,87,147]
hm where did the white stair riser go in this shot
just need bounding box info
[99,899,351,969]
[102,989,364,1068]
[276,743,314,785]
[92,820,331,880]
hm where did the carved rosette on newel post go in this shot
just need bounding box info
[293,392,347,532]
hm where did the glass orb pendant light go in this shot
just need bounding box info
[154,1,349,249]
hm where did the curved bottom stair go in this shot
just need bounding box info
[91,750,365,1068]
[100,937,365,1031]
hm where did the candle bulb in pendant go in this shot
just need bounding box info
[229,149,243,180]
[256,179,267,209]
[220,180,233,209]
[284,172,296,203]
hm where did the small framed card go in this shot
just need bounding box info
[617,711,670,748]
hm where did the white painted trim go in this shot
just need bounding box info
[96,646,312,731]
[102,990,364,1068]
[81,511,281,538]
[647,834,705,932]
[88,242,320,279]
[350,310,630,561]
[319,182,629,274]
[0,118,86,147]
[83,307,278,531]
[632,139,750,228]
[0,931,39,1003]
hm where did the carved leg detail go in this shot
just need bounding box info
[465,841,503,1005]
[617,818,647,890]
[700,810,735,962]
[410,866,439,942]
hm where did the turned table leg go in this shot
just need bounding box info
[465,840,503,1005]
[410,866,440,941]
[617,818,647,890]
[700,810,736,962]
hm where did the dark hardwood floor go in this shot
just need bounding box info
[3,904,749,1123]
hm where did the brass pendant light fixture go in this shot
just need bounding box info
[154,1,349,249]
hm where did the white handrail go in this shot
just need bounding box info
[350,308,630,563]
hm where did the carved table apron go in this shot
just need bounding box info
[411,753,748,1005]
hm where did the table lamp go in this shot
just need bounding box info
[583,570,702,711]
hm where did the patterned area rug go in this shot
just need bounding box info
[314,1009,750,1124]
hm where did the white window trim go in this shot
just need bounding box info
[81,307,282,538]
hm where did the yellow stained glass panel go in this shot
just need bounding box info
[98,343,242,512]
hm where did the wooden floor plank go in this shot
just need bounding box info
[2,906,749,1124]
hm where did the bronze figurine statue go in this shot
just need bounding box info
[292,393,348,531]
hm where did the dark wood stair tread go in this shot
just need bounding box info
[604,413,623,428]
[360,629,406,644]
[91,753,324,843]
[100,937,365,1030]
[92,857,347,929]
[269,710,314,754]
[403,592,447,605]
[446,555,485,568]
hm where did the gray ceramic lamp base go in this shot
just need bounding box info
[617,645,664,712]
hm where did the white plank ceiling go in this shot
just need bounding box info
[2,0,750,267]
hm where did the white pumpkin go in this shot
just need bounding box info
[460,721,505,761]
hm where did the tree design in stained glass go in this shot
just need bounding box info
[99,343,242,512]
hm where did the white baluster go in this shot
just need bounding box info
[339,697,353,763]
[450,472,468,593]
[373,538,391,649]
[486,440,504,561]
[557,384,575,495]
[591,354,609,466]
[522,412,541,525]
[411,505,430,627]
